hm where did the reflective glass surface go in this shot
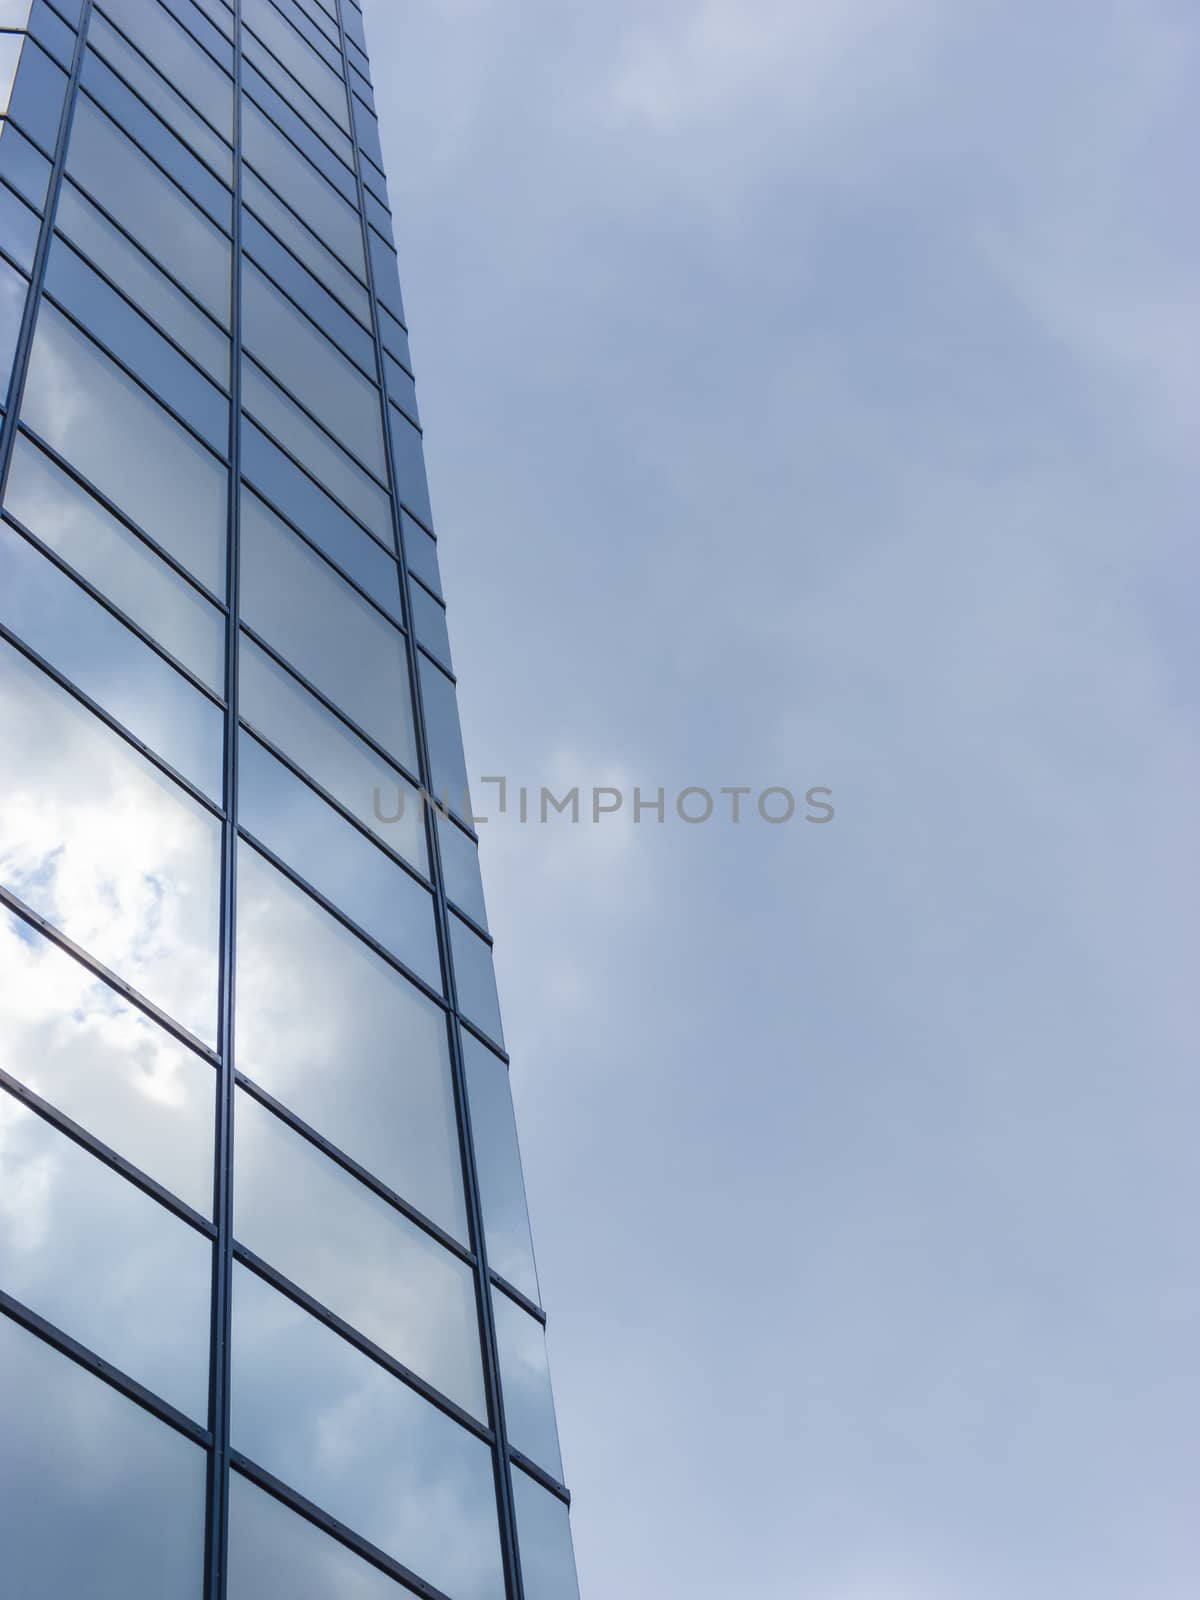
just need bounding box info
[243,164,370,323]
[239,488,415,762]
[0,1314,207,1600]
[97,0,233,137]
[389,402,432,527]
[403,509,442,597]
[242,259,385,476]
[420,653,470,815]
[43,235,228,451]
[232,1265,505,1600]
[462,1032,539,1304]
[0,251,26,385]
[0,908,215,1212]
[0,1093,211,1418]
[0,178,39,273]
[4,36,66,154]
[243,99,364,276]
[65,93,231,322]
[239,633,426,870]
[4,431,226,692]
[451,912,504,1046]
[87,9,231,182]
[0,521,224,797]
[411,579,452,670]
[0,121,53,211]
[55,177,230,385]
[493,1288,563,1480]
[0,640,222,1044]
[228,1472,417,1600]
[234,1087,485,1418]
[243,0,347,132]
[238,731,440,988]
[21,303,228,595]
[438,813,488,929]
[235,845,467,1239]
[242,204,376,376]
[511,1469,580,1600]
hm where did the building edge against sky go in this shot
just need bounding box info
[0,1,580,1597]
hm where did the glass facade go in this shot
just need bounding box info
[0,2,579,1596]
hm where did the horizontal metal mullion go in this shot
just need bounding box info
[232,1245,493,1446]
[233,1069,475,1269]
[0,885,221,1065]
[0,621,227,817]
[1,510,227,707]
[0,1069,216,1238]
[490,1273,546,1327]
[509,1448,571,1507]
[0,1292,213,1450]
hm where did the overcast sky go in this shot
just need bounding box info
[361,3,1198,1594]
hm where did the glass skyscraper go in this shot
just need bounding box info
[0,1,579,1596]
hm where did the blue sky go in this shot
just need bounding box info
[362,2,1199,1593]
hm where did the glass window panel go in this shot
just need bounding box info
[242,205,375,375]
[240,415,398,617]
[0,1314,207,1600]
[512,1469,580,1600]
[0,639,222,1043]
[0,522,223,796]
[385,348,419,425]
[235,1089,484,1416]
[243,99,363,276]
[55,179,229,385]
[0,908,215,1211]
[231,1265,504,1600]
[364,184,392,246]
[0,19,28,77]
[79,52,230,229]
[228,1473,415,1600]
[493,1289,563,1480]
[44,237,229,453]
[0,120,53,210]
[26,0,75,68]
[170,0,232,53]
[437,813,487,929]
[238,732,440,989]
[241,46,355,184]
[4,37,66,155]
[377,299,411,372]
[243,164,369,323]
[347,35,371,86]
[240,488,414,761]
[412,581,452,670]
[369,226,404,325]
[403,509,442,597]
[342,0,366,55]
[243,0,347,130]
[451,914,504,1046]
[420,653,469,815]
[96,0,233,137]
[242,259,384,476]
[4,431,225,692]
[66,93,230,321]
[239,633,425,870]
[354,94,384,172]
[274,0,339,66]
[1,177,41,273]
[390,402,433,528]
[242,357,394,559]
[1,251,27,386]
[462,1031,539,1304]
[20,304,228,595]
[0,1094,211,1416]
[87,10,231,181]
[235,845,466,1239]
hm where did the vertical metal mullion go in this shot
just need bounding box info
[331,6,526,1597]
[0,1,95,498]
[205,7,245,1599]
